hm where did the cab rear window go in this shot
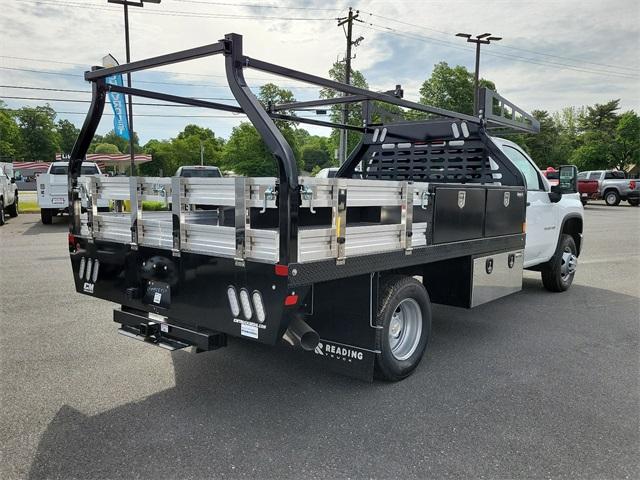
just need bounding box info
[50,165,99,175]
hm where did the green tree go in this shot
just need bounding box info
[57,119,80,155]
[578,99,620,134]
[102,129,141,154]
[222,122,302,176]
[320,61,369,157]
[141,139,175,176]
[94,143,121,154]
[16,105,60,161]
[612,111,640,170]
[300,135,333,172]
[0,101,22,160]
[515,110,563,168]
[419,62,496,116]
[570,134,612,171]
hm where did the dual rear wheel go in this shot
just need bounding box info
[375,276,431,381]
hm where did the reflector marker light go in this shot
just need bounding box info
[85,258,93,281]
[239,288,253,320]
[78,257,86,280]
[91,259,100,283]
[252,290,266,323]
[227,286,241,317]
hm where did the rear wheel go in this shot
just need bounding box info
[604,190,620,206]
[628,198,639,206]
[581,198,588,206]
[0,198,5,226]
[541,234,577,292]
[7,195,18,217]
[375,276,431,381]
[41,208,53,225]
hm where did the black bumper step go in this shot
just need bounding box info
[114,309,227,352]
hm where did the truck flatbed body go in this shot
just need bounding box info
[63,33,583,382]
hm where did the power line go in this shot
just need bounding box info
[13,0,335,21]
[0,106,324,119]
[0,85,236,101]
[360,22,637,80]
[0,54,316,83]
[171,0,342,11]
[0,66,323,89]
[358,9,639,74]
[0,107,245,118]
[0,95,241,108]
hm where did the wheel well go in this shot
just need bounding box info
[562,216,583,256]
[603,187,619,196]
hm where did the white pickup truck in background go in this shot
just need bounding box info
[0,162,19,226]
[37,161,109,224]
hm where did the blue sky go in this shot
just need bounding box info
[1,0,638,144]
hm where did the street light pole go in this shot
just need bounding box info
[108,0,161,175]
[456,32,502,116]
[123,2,135,176]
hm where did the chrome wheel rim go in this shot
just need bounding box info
[388,298,422,361]
[606,193,616,204]
[561,249,577,281]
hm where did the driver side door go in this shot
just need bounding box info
[500,145,558,267]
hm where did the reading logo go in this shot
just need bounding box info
[313,342,364,361]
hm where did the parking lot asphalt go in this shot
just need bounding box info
[1,203,639,480]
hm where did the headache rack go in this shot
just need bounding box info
[69,33,537,268]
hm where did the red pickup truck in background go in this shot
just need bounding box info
[542,167,598,205]
[577,177,599,205]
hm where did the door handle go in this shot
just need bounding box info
[526,202,531,206]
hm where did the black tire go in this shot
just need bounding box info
[0,198,5,226]
[541,234,577,292]
[604,190,620,206]
[7,195,18,217]
[628,198,639,207]
[581,198,588,206]
[41,208,53,225]
[375,275,431,381]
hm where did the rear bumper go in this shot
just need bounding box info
[114,308,228,351]
[622,190,640,200]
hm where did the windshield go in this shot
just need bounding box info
[50,165,99,175]
[179,168,221,178]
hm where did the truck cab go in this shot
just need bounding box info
[492,137,583,277]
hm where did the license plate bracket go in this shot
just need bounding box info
[143,281,171,309]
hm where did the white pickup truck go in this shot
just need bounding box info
[37,161,109,224]
[0,162,19,226]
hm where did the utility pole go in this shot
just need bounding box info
[455,32,502,116]
[108,0,162,175]
[336,7,362,164]
[200,139,204,166]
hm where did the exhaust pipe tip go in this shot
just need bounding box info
[283,315,319,352]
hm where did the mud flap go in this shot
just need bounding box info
[302,273,380,382]
[307,339,376,381]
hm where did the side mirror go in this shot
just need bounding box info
[558,165,578,194]
[549,185,562,203]
[10,177,16,184]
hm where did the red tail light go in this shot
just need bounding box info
[284,294,299,306]
[274,264,289,277]
[630,180,636,190]
[68,233,78,252]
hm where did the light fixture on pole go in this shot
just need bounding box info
[456,32,502,116]
[107,0,162,175]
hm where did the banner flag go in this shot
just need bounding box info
[102,54,130,141]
